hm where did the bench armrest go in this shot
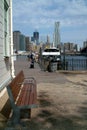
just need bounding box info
[24,77,36,84]
[24,77,35,80]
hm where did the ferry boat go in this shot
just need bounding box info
[42,47,61,62]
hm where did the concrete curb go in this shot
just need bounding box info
[58,70,87,74]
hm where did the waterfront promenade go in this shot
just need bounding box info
[1,57,87,130]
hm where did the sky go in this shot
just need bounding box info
[13,0,87,47]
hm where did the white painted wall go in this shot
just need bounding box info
[0,0,15,92]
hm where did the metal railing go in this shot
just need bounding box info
[61,59,87,71]
[15,55,87,71]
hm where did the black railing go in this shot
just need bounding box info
[15,55,87,71]
[16,55,27,60]
[61,59,87,71]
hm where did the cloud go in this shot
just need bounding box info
[13,0,87,27]
[13,0,87,45]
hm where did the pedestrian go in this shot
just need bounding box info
[30,53,34,68]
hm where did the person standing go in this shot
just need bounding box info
[30,53,34,68]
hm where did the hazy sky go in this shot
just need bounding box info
[13,0,87,47]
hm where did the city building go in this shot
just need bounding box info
[25,36,31,51]
[83,40,87,48]
[54,22,60,48]
[20,34,26,51]
[31,36,34,42]
[13,31,21,52]
[80,40,87,54]
[74,44,80,52]
[64,42,74,52]
[46,35,50,44]
[13,31,26,52]
[33,31,39,45]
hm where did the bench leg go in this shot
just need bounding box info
[11,108,20,125]
[8,108,31,126]
[29,109,31,118]
[20,109,31,119]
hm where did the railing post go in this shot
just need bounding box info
[72,58,74,71]
[63,47,66,70]
[86,59,87,70]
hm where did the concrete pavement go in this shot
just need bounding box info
[1,57,87,130]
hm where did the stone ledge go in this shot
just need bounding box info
[58,70,87,74]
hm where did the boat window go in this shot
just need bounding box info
[44,49,59,52]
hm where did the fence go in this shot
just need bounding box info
[15,55,87,71]
[62,58,87,71]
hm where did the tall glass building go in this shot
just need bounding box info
[54,22,60,48]
[33,31,39,45]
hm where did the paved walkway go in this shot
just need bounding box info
[14,58,68,84]
[1,57,87,130]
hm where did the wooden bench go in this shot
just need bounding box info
[7,70,37,124]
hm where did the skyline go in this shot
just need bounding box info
[13,0,87,47]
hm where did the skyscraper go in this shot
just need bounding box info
[13,31,21,51]
[20,34,25,51]
[47,35,50,44]
[54,22,60,48]
[33,31,39,45]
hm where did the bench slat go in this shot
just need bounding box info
[17,83,37,106]
[10,70,24,101]
[25,84,31,105]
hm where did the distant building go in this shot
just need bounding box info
[25,36,30,51]
[13,31,26,52]
[60,42,64,53]
[64,42,74,52]
[83,40,87,48]
[74,44,80,52]
[20,34,26,51]
[31,36,34,42]
[46,35,50,44]
[13,31,21,52]
[33,31,39,45]
[54,22,60,48]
